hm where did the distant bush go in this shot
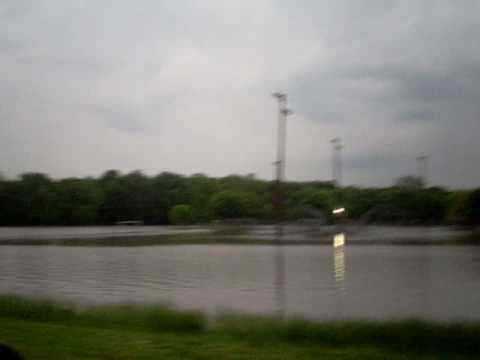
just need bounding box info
[470,188,480,225]
[361,188,448,224]
[447,191,472,224]
[168,204,194,225]
[448,189,480,225]
[293,188,333,211]
[208,191,248,220]
[335,187,379,218]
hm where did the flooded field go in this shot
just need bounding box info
[1,234,479,321]
[0,225,471,245]
[0,225,212,241]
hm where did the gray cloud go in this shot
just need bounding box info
[0,1,480,188]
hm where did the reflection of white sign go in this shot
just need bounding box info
[332,208,345,214]
[333,233,345,247]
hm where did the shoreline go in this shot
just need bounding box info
[0,224,476,246]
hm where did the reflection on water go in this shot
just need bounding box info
[333,233,346,248]
[274,237,286,317]
[273,224,286,317]
[333,233,346,288]
[1,244,480,321]
[333,233,346,318]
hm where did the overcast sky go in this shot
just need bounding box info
[1,1,480,188]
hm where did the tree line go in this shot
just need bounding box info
[0,170,479,226]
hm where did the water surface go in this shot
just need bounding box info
[1,243,479,321]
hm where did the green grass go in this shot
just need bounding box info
[0,295,205,333]
[0,295,479,359]
[1,318,438,360]
[216,314,480,354]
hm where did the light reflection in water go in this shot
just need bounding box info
[333,232,345,248]
[333,233,346,288]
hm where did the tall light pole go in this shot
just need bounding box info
[417,155,428,187]
[280,107,293,180]
[331,137,343,187]
[272,92,293,220]
[272,93,293,182]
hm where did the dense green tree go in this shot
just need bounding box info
[0,180,23,225]
[448,188,480,225]
[447,191,472,224]
[470,188,480,225]
[208,191,248,219]
[17,173,59,225]
[287,187,334,222]
[147,172,192,224]
[168,204,195,225]
[292,188,333,212]
[98,171,152,224]
[0,170,476,226]
[56,179,100,225]
[362,187,448,224]
[188,174,218,222]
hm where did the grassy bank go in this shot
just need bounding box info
[0,296,479,359]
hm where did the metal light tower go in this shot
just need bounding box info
[280,107,293,180]
[331,137,343,187]
[417,155,428,187]
[272,92,293,220]
[272,93,292,182]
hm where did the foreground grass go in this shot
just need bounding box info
[0,296,479,359]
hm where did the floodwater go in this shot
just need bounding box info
[0,225,469,244]
[0,225,211,241]
[1,236,480,321]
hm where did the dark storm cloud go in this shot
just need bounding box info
[346,64,480,104]
[1,1,480,187]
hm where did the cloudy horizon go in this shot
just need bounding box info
[1,1,480,188]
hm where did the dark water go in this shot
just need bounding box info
[1,240,480,321]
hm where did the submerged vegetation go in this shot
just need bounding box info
[0,170,479,226]
[0,296,479,359]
